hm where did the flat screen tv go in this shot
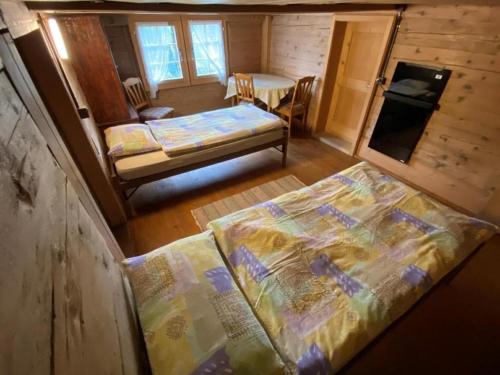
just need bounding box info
[368,62,451,163]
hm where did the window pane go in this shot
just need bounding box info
[137,24,183,82]
[189,22,225,78]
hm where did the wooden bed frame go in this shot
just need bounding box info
[107,126,289,200]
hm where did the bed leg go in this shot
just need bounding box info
[282,132,288,168]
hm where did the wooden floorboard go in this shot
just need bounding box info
[117,136,500,375]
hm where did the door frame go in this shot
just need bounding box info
[314,12,396,155]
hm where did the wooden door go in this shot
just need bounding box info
[324,16,394,154]
[57,15,130,125]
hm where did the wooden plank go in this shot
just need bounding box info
[53,181,145,375]
[395,32,500,55]
[400,17,499,39]
[391,44,499,73]
[0,73,65,374]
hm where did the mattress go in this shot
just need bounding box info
[147,104,285,156]
[208,161,497,374]
[114,128,284,181]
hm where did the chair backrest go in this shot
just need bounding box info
[291,76,315,109]
[122,77,150,111]
[233,73,256,105]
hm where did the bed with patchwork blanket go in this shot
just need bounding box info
[148,104,285,156]
[125,162,497,374]
[105,104,288,194]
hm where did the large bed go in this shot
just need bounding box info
[105,104,288,195]
[123,162,497,375]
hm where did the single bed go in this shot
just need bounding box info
[124,162,497,375]
[105,105,288,196]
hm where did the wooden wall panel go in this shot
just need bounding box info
[153,81,229,116]
[0,61,146,375]
[268,14,333,130]
[226,15,264,74]
[357,4,500,224]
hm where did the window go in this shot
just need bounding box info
[130,15,227,96]
[137,24,183,82]
[187,20,226,83]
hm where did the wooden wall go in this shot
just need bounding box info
[0,42,145,375]
[226,15,264,74]
[268,14,333,129]
[357,5,500,224]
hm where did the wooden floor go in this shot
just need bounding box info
[119,137,500,375]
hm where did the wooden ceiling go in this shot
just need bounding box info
[23,0,500,4]
[25,1,499,14]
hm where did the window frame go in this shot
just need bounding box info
[129,15,190,90]
[181,15,229,86]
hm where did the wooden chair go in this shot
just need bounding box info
[274,76,315,132]
[122,77,174,122]
[233,73,256,105]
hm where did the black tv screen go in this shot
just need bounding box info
[368,62,451,163]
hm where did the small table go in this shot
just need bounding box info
[225,73,295,111]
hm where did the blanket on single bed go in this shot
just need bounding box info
[208,161,497,374]
[147,104,285,156]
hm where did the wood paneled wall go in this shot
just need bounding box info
[226,15,264,74]
[357,5,500,224]
[0,59,145,375]
[268,14,333,129]
[153,82,229,116]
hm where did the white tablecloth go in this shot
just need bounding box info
[225,73,295,109]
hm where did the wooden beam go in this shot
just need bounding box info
[14,29,128,227]
[25,1,399,13]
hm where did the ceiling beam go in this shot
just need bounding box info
[25,1,400,14]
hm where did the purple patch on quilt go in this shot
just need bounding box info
[229,245,270,282]
[380,174,395,183]
[317,204,357,229]
[283,302,336,338]
[191,347,232,375]
[402,264,432,288]
[391,208,437,234]
[205,267,234,293]
[127,255,146,267]
[228,112,247,121]
[331,173,355,186]
[297,343,333,375]
[257,201,287,218]
[310,254,362,297]
[214,126,232,134]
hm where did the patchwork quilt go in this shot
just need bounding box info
[147,104,285,156]
[123,231,287,375]
[208,162,497,374]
